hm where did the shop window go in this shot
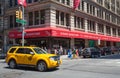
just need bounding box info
[28,12,33,25]
[40,10,45,24]
[34,11,39,25]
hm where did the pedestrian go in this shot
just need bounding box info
[54,48,58,55]
[72,48,76,59]
[67,49,72,59]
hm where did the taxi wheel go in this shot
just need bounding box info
[37,61,47,72]
[9,59,17,69]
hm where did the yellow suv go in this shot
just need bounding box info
[6,46,62,71]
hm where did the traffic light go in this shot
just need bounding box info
[16,11,19,19]
[16,10,22,19]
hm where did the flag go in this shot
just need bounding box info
[18,0,27,7]
[73,0,80,10]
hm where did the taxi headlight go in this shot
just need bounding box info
[49,57,55,61]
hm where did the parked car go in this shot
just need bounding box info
[0,53,6,59]
[82,47,101,58]
[101,47,112,55]
[0,49,6,59]
[6,46,62,72]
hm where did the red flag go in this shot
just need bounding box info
[73,0,80,10]
[18,0,27,7]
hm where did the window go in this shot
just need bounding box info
[40,10,45,24]
[117,18,120,25]
[111,15,116,24]
[56,11,59,24]
[9,0,13,7]
[112,28,116,36]
[106,26,111,35]
[118,29,120,36]
[14,0,18,6]
[0,4,1,15]
[66,13,70,26]
[74,16,77,27]
[10,15,14,28]
[34,0,38,2]
[16,48,25,54]
[28,12,33,25]
[87,3,90,13]
[66,0,70,5]
[81,1,84,11]
[98,23,104,33]
[61,0,65,4]
[74,16,84,29]
[61,12,64,25]
[27,0,32,3]
[97,0,103,5]
[0,19,1,28]
[104,0,110,9]
[34,11,39,25]
[56,10,70,27]
[24,48,33,54]
[87,20,95,31]
[105,12,110,21]
[97,8,103,18]
[9,48,16,53]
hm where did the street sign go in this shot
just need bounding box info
[16,18,27,25]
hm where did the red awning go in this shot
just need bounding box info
[8,27,120,42]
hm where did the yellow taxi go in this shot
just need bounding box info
[6,46,62,72]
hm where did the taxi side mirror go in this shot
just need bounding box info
[30,52,34,55]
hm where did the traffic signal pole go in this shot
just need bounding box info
[22,6,25,46]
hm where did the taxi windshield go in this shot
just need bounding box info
[33,47,48,54]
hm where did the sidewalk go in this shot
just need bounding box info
[60,55,82,60]
[0,59,5,63]
[60,55,68,60]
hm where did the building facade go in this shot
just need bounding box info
[1,0,120,54]
[0,0,6,52]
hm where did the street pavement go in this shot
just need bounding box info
[1,54,120,78]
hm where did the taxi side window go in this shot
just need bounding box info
[24,48,33,54]
[9,48,16,53]
[16,48,25,54]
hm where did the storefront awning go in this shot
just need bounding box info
[9,27,120,42]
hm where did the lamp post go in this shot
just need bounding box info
[21,6,25,46]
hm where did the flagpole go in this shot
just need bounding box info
[22,5,25,46]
